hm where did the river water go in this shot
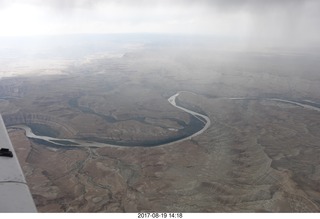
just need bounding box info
[12,92,211,148]
[11,92,320,148]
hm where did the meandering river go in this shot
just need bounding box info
[11,91,320,148]
[11,91,211,148]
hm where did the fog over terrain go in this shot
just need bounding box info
[1,0,320,213]
[0,0,319,48]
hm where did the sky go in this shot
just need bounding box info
[0,0,319,47]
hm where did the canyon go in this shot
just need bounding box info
[1,37,320,212]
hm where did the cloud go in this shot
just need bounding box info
[0,0,319,48]
[0,0,312,10]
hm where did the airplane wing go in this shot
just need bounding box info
[0,115,37,212]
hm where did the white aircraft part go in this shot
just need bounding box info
[0,115,37,212]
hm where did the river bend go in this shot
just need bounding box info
[11,92,320,148]
[11,92,211,148]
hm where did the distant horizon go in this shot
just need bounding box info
[1,32,319,53]
[0,0,319,49]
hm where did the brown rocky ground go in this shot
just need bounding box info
[9,93,320,212]
[2,46,320,212]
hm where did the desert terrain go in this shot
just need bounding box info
[1,36,320,212]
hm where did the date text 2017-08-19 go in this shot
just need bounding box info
[137,213,183,218]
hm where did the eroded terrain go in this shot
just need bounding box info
[9,94,320,212]
[1,40,320,212]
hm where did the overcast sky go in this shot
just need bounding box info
[0,0,319,47]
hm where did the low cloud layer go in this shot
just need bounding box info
[0,0,319,48]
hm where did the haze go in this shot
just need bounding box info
[0,0,319,48]
[1,0,320,213]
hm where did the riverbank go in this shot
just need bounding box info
[10,91,211,148]
[10,91,320,149]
